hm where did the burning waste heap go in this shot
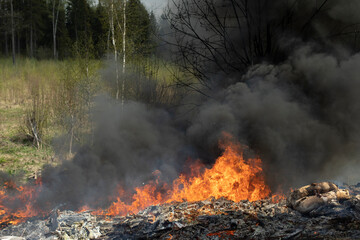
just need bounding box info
[0,182,360,239]
[0,136,360,239]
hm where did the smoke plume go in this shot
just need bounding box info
[187,45,360,187]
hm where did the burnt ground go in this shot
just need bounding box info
[0,183,360,240]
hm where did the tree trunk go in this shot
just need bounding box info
[17,31,20,56]
[121,0,126,106]
[30,23,33,58]
[26,29,28,56]
[10,0,15,65]
[5,31,9,57]
[53,0,56,58]
[107,27,110,60]
[110,0,119,100]
[30,0,33,58]
[34,25,37,54]
[53,0,61,59]
[69,115,74,157]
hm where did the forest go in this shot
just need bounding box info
[0,0,158,60]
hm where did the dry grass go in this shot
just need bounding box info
[0,58,74,179]
[0,57,180,180]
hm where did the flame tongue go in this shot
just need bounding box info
[168,135,271,202]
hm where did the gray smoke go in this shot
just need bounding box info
[37,98,188,209]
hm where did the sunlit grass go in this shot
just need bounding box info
[0,100,53,179]
[0,58,64,103]
[0,56,180,179]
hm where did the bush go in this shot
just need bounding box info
[21,72,49,149]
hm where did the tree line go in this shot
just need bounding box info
[0,0,157,62]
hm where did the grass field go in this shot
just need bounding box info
[0,58,62,179]
[0,101,53,179]
[0,57,99,179]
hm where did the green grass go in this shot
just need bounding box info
[0,101,53,179]
[0,58,64,179]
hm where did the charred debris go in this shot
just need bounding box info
[0,182,359,240]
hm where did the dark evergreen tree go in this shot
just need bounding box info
[126,0,151,56]
[56,3,71,59]
[66,0,92,43]
[24,0,49,57]
[0,0,157,59]
[91,2,109,58]
[148,11,158,54]
[0,0,11,57]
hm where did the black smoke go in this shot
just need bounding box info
[35,44,360,210]
[186,45,360,187]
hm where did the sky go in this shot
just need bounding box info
[141,0,168,18]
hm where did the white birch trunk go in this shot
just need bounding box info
[121,0,126,106]
[111,0,120,100]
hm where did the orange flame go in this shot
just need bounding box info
[0,133,275,226]
[95,133,271,216]
[168,135,270,202]
[0,180,44,226]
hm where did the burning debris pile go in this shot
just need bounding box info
[0,136,360,239]
[0,135,271,227]
[1,128,358,240]
[0,182,359,239]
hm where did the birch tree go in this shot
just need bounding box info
[10,0,15,65]
[52,0,62,59]
[110,0,119,99]
[105,0,126,101]
[121,0,126,105]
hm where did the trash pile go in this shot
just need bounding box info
[1,182,360,239]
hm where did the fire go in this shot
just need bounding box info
[0,133,274,226]
[168,135,270,202]
[95,133,271,216]
[0,180,44,226]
